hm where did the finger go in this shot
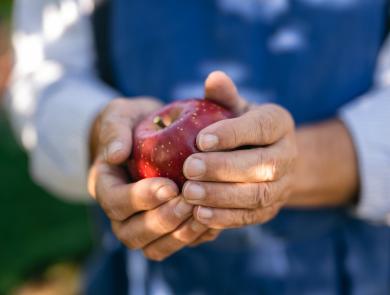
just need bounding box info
[183,177,291,209]
[193,205,281,229]
[204,71,249,115]
[197,104,294,152]
[99,98,161,164]
[189,229,222,247]
[183,142,294,182]
[93,162,178,221]
[112,197,193,249]
[143,219,207,261]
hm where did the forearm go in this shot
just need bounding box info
[7,0,118,200]
[288,119,359,207]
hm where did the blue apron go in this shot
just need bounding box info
[87,1,390,294]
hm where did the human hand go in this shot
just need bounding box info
[88,97,217,261]
[183,72,297,229]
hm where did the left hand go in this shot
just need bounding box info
[182,72,297,229]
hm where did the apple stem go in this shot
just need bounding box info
[154,116,167,129]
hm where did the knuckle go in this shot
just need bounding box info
[125,235,144,250]
[278,105,295,130]
[257,112,273,143]
[269,157,278,180]
[203,230,219,242]
[254,152,269,181]
[100,198,126,221]
[256,153,278,181]
[106,98,128,111]
[95,180,127,222]
[144,249,165,262]
[113,225,139,250]
[260,183,273,207]
[250,184,263,209]
[224,153,240,179]
[115,229,128,245]
[153,211,175,234]
[255,151,264,169]
[241,210,258,226]
[229,124,240,147]
[172,228,192,244]
[223,211,239,228]
[259,204,280,224]
[269,104,295,131]
[223,156,232,172]
[99,120,120,145]
[224,191,236,208]
[204,184,227,206]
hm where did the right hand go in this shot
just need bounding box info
[87,97,217,261]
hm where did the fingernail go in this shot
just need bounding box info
[199,134,219,151]
[184,158,206,178]
[184,183,205,201]
[108,141,123,157]
[174,199,193,218]
[156,185,177,201]
[197,207,213,219]
[191,220,205,232]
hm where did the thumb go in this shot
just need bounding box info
[204,71,248,115]
[98,97,162,165]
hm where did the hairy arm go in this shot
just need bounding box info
[288,37,390,223]
[289,119,359,207]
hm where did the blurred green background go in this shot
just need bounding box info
[0,1,93,294]
[0,0,12,20]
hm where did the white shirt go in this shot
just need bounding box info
[5,0,390,223]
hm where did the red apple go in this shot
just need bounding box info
[130,99,233,188]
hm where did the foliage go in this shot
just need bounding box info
[0,111,93,294]
[0,0,12,20]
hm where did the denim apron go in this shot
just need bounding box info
[87,1,390,294]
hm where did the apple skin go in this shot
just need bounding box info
[130,99,233,188]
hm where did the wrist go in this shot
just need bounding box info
[288,119,359,207]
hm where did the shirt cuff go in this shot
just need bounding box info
[339,88,390,224]
[31,77,118,202]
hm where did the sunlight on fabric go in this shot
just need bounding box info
[11,61,63,117]
[377,70,390,87]
[217,0,288,22]
[35,62,64,85]
[268,26,307,53]
[375,38,390,87]
[43,0,80,42]
[298,0,356,9]
[13,33,43,74]
[10,81,34,115]
[21,123,37,150]
[43,4,65,41]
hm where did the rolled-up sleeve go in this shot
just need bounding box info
[5,0,118,202]
[339,37,390,224]
[339,88,390,223]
